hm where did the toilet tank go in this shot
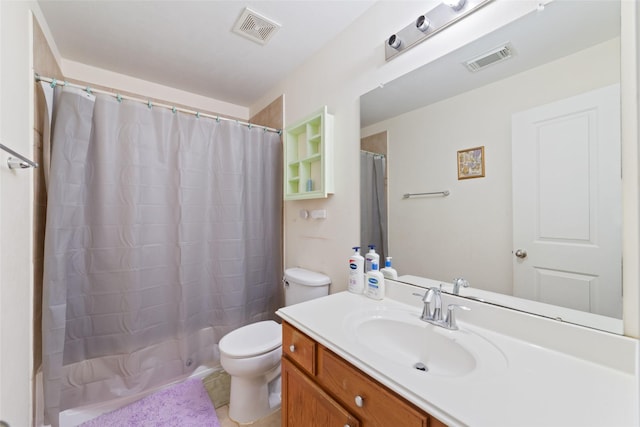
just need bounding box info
[283,267,331,306]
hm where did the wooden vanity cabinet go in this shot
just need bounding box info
[281,321,447,427]
[282,357,360,427]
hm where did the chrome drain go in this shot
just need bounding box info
[413,362,428,372]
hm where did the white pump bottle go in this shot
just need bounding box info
[348,246,365,294]
[365,245,379,273]
[365,262,385,300]
[380,257,398,280]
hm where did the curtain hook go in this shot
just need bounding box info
[49,78,57,88]
[116,94,122,103]
[196,112,200,119]
[216,116,220,123]
[147,100,153,109]
[172,106,177,114]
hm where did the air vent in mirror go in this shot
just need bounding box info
[465,44,514,72]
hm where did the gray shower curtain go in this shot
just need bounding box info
[360,151,387,261]
[42,87,282,426]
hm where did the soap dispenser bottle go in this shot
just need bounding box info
[380,257,398,280]
[365,262,385,300]
[365,245,379,273]
[348,246,365,294]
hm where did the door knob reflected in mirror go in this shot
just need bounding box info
[514,249,527,259]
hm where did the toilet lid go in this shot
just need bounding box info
[219,320,281,358]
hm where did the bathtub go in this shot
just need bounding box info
[36,362,222,427]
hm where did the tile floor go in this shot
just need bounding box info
[217,405,281,427]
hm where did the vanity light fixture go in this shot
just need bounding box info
[443,0,467,11]
[416,15,431,32]
[385,0,493,61]
[388,34,402,49]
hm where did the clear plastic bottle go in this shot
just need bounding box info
[365,262,385,300]
[365,245,379,273]
[348,246,365,294]
[380,257,398,280]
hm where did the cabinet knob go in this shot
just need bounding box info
[355,395,364,407]
[289,344,296,353]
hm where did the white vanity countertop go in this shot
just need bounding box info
[276,289,639,427]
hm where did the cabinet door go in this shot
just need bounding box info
[282,357,360,427]
[317,346,428,427]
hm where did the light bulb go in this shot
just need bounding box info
[443,0,466,11]
[388,34,401,49]
[416,15,431,32]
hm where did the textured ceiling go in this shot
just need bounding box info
[38,0,376,107]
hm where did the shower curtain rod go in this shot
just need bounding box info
[35,74,282,135]
[361,149,386,158]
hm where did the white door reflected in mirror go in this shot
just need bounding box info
[512,84,621,318]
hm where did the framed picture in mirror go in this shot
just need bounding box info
[457,146,485,179]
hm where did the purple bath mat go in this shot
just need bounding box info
[78,378,221,427]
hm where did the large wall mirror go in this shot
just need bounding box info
[360,0,624,333]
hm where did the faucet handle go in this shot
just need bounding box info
[411,291,430,302]
[444,304,471,330]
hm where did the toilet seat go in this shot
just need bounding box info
[219,320,281,358]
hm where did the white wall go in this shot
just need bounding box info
[252,0,639,337]
[0,3,38,426]
[62,60,250,120]
[361,39,619,296]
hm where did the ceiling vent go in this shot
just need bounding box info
[464,43,514,72]
[232,7,281,45]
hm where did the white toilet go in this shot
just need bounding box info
[219,267,330,424]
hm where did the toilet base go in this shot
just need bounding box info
[228,365,281,424]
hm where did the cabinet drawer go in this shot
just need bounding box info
[282,321,316,375]
[318,346,428,427]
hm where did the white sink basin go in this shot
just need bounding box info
[345,308,507,378]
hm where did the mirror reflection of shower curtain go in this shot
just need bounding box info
[41,87,283,426]
[360,151,388,262]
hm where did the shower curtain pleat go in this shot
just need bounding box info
[360,151,388,261]
[41,87,282,426]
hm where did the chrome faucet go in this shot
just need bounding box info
[413,287,469,330]
[417,287,443,322]
[452,277,470,295]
